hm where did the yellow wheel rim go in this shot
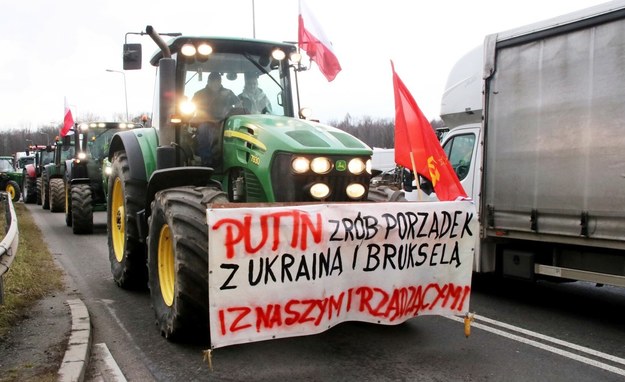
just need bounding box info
[6,184,15,200]
[111,178,125,262]
[158,224,175,307]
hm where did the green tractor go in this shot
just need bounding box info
[64,122,139,233]
[0,156,23,202]
[42,136,74,212]
[107,26,373,341]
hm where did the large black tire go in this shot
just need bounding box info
[147,186,227,342]
[41,171,49,210]
[36,177,42,205]
[107,151,148,289]
[49,178,65,212]
[72,184,93,234]
[23,175,37,204]
[5,180,21,202]
[65,181,72,227]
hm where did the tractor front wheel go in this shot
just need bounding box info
[23,173,36,204]
[72,184,93,234]
[147,186,227,342]
[5,180,21,202]
[107,151,147,289]
[49,178,65,212]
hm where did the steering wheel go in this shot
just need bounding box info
[454,160,469,179]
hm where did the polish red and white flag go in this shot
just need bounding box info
[298,0,342,82]
[61,97,74,137]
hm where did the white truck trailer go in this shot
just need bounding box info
[439,0,625,287]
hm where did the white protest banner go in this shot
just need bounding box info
[207,200,476,349]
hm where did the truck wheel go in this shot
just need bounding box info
[36,177,42,205]
[107,151,147,289]
[65,183,72,227]
[5,180,21,202]
[49,178,65,212]
[23,175,37,204]
[72,184,93,234]
[42,172,49,209]
[147,186,228,342]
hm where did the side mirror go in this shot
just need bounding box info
[123,43,142,70]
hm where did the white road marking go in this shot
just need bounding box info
[445,314,625,377]
[91,343,128,382]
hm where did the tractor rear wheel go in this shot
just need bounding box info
[107,151,147,289]
[147,186,227,342]
[72,184,93,234]
[23,176,36,204]
[49,178,65,212]
[5,180,21,202]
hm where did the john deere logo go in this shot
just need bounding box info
[335,160,347,171]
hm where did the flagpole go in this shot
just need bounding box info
[252,0,256,38]
[409,152,422,201]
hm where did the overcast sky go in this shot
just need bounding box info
[0,0,612,131]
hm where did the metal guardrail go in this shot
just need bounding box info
[0,192,19,304]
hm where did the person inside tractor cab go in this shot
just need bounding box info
[192,72,242,167]
[239,74,272,114]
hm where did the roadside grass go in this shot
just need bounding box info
[0,201,64,381]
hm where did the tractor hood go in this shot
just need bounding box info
[224,114,372,155]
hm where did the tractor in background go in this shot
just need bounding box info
[42,135,74,212]
[23,145,54,204]
[64,121,138,233]
[0,156,23,202]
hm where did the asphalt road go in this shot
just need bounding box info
[27,204,625,381]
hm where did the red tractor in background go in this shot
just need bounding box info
[23,145,54,204]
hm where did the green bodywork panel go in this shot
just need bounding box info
[0,156,23,185]
[220,114,372,200]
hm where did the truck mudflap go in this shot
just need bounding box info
[207,200,477,349]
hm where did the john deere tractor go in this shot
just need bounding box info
[107,26,372,341]
[64,122,138,233]
[0,156,22,202]
[42,136,74,212]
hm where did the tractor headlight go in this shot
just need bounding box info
[181,43,196,56]
[104,165,112,175]
[366,159,372,174]
[346,183,366,199]
[348,158,367,175]
[197,43,213,56]
[77,152,87,160]
[310,157,332,174]
[179,99,196,116]
[309,183,330,199]
[291,156,310,174]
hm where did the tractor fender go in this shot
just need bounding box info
[69,178,90,186]
[24,164,36,179]
[144,167,222,217]
[108,128,158,183]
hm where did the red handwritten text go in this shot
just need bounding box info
[213,210,323,259]
[216,283,470,336]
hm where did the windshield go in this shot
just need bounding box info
[0,158,15,172]
[182,51,290,119]
[87,128,120,162]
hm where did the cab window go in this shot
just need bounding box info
[442,133,475,180]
